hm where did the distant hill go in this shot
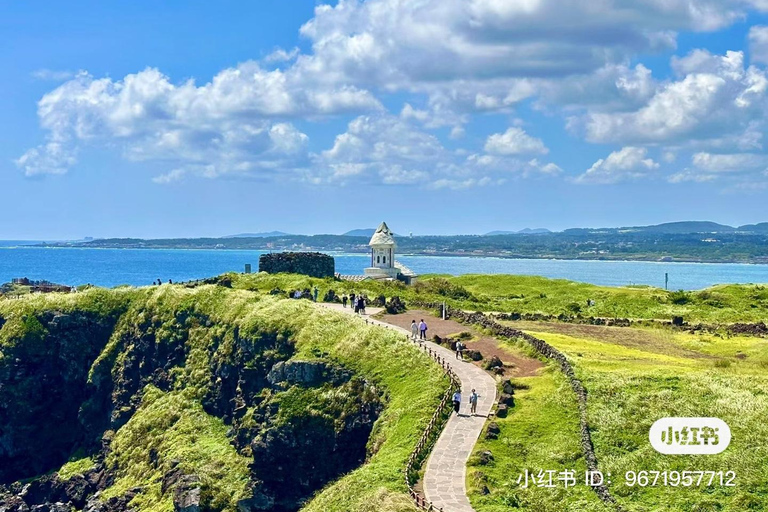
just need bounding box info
[342,228,403,237]
[566,221,739,235]
[342,228,376,237]
[485,228,551,236]
[633,221,736,234]
[737,222,768,233]
[223,231,291,238]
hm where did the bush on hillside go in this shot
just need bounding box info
[414,278,474,300]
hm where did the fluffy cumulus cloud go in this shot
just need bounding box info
[749,26,768,65]
[580,51,768,148]
[576,146,659,184]
[484,127,548,155]
[298,0,762,88]
[312,114,561,187]
[17,0,768,186]
[16,64,379,178]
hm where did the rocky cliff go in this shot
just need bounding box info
[0,287,383,512]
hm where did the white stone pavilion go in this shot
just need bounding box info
[361,222,418,283]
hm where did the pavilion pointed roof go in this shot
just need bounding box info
[369,222,396,246]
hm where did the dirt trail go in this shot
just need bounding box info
[378,309,544,377]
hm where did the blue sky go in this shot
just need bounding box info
[3,0,768,239]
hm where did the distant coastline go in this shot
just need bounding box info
[4,242,768,266]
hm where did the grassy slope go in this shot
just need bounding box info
[467,368,612,512]
[1,286,447,512]
[229,272,768,323]
[521,327,768,512]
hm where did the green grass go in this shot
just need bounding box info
[526,327,768,512]
[467,369,612,512]
[102,386,252,512]
[1,284,447,512]
[229,272,768,324]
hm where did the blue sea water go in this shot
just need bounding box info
[1,247,768,290]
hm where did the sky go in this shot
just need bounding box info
[3,0,768,239]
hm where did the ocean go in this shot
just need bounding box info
[2,246,768,290]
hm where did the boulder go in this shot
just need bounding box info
[496,404,508,418]
[498,394,515,407]
[484,356,503,371]
[478,450,494,465]
[485,422,501,440]
[173,475,201,512]
[465,350,483,361]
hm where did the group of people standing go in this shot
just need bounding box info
[291,286,319,302]
[452,388,479,416]
[341,292,367,314]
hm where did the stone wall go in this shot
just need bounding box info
[258,252,335,278]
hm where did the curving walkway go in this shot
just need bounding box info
[318,303,497,512]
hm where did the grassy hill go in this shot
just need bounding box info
[2,272,766,512]
[0,286,447,512]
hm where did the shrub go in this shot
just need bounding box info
[414,278,474,300]
[669,290,692,305]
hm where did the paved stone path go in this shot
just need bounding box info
[318,303,497,512]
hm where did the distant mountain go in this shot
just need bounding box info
[342,228,376,237]
[566,221,738,235]
[737,222,768,233]
[222,231,291,238]
[633,221,736,234]
[342,228,403,237]
[485,228,551,236]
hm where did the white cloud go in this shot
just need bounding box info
[667,169,719,183]
[749,26,768,65]
[152,169,186,184]
[692,151,767,171]
[484,127,548,155]
[576,146,659,184]
[31,69,75,81]
[315,114,560,186]
[264,46,300,63]
[582,50,768,147]
[297,0,759,91]
[17,64,379,178]
[15,142,76,177]
[315,115,446,185]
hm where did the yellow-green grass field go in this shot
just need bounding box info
[498,320,768,511]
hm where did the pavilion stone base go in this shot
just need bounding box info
[364,267,399,280]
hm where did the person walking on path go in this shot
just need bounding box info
[350,293,356,310]
[360,296,366,315]
[342,294,348,308]
[469,389,478,416]
[313,286,319,302]
[452,390,462,415]
[354,296,360,314]
[455,341,463,360]
[411,320,419,341]
[419,319,428,340]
